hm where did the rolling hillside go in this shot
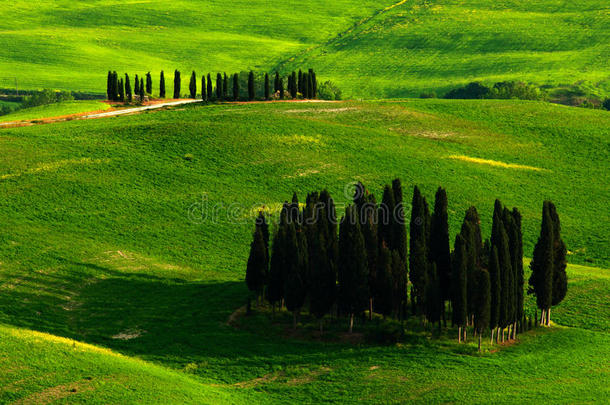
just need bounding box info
[0,0,608,100]
[1,100,608,402]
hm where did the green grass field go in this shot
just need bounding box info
[0,0,607,100]
[0,100,608,402]
[0,100,110,122]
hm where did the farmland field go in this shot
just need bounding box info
[0,100,608,403]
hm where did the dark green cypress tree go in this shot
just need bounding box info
[298,69,303,95]
[248,71,255,101]
[307,70,314,99]
[267,226,286,310]
[264,73,270,100]
[391,178,407,262]
[308,221,336,333]
[255,211,270,261]
[274,72,280,94]
[488,246,501,342]
[139,77,145,102]
[549,202,568,310]
[233,73,239,101]
[474,269,491,351]
[498,225,511,334]
[279,78,284,100]
[106,71,112,100]
[529,202,556,326]
[503,208,517,338]
[189,71,197,99]
[223,73,228,100]
[409,186,429,316]
[207,74,213,101]
[246,227,268,301]
[430,187,451,307]
[452,234,468,341]
[319,189,339,281]
[125,74,132,102]
[354,184,378,319]
[201,75,207,101]
[146,72,152,95]
[113,71,119,101]
[173,70,181,99]
[134,74,140,96]
[512,208,524,334]
[378,184,395,251]
[284,222,308,329]
[464,206,483,266]
[338,205,369,333]
[391,250,407,318]
[312,69,317,98]
[460,220,477,322]
[118,78,124,102]
[376,244,393,317]
[159,71,166,98]
[216,73,222,100]
[425,263,442,331]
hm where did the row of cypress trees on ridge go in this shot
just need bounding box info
[246,181,568,350]
[106,69,317,102]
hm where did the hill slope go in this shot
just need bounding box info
[0,100,609,402]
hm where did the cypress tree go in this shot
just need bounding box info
[207,74,213,101]
[378,185,395,251]
[279,78,284,100]
[146,72,152,95]
[189,71,197,99]
[549,202,568,310]
[298,69,303,95]
[267,226,286,310]
[139,77,145,102]
[308,220,336,333]
[319,189,339,281]
[159,71,166,98]
[284,222,308,329]
[248,71,255,101]
[376,244,393,317]
[488,246,501,343]
[391,250,407,318]
[464,206,483,266]
[307,70,314,99]
[452,234,468,342]
[409,186,429,316]
[125,74,132,102]
[246,227,268,301]
[264,73,270,100]
[216,73,222,101]
[291,71,297,98]
[233,73,239,101]
[338,205,369,333]
[512,208,524,336]
[425,263,442,332]
[106,71,112,100]
[274,72,280,93]
[355,184,378,319]
[498,224,512,336]
[312,69,317,98]
[223,73,228,100]
[391,178,407,262]
[173,70,181,99]
[134,74,140,96]
[255,211,269,261]
[201,75,207,101]
[474,269,491,351]
[503,208,518,338]
[460,220,477,322]
[118,78,124,102]
[430,187,451,310]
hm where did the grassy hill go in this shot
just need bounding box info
[0,100,110,123]
[1,1,608,100]
[0,100,608,402]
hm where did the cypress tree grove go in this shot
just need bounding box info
[474,269,491,352]
[409,186,429,316]
[264,73,270,100]
[338,205,369,333]
[125,74,132,102]
[207,74,213,101]
[233,73,239,101]
[223,73,229,100]
[488,246,501,343]
[452,234,468,342]
[279,78,284,100]
[430,187,451,319]
[246,227,268,302]
[216,73,222,101]
[248,71,255,101]
[284,222,308,329]
[549,202,568,315]
[159,71,166,98]
[146,72,152,95]
[173,70,181,99]
[189,71,197,99]
[201,75,207,101]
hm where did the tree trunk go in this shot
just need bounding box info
[463,326,467,342]
[490,328,495,344]
[458,326,462,343]
[369,298,373,321]
[512,322,517,340]
[478,334,482,352]
[547,307,551,326]
[540,308,545,326]
[348,313,354,334]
